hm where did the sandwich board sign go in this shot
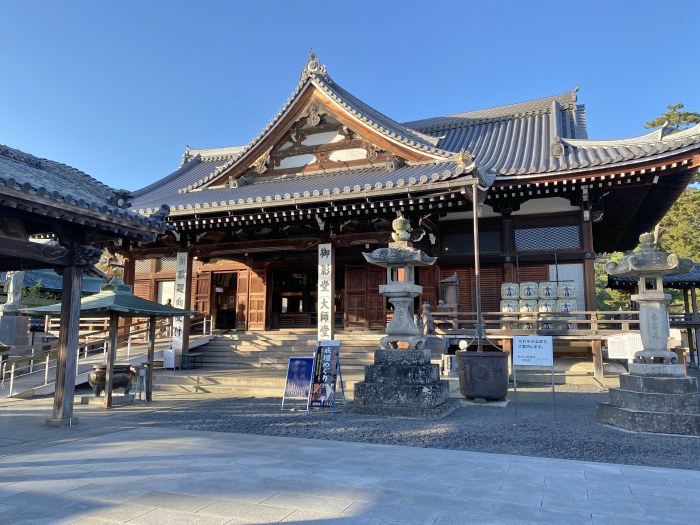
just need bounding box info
[281,357,314,411]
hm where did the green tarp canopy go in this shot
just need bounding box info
[23,282,198,318]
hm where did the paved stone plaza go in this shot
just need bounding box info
[1,389,699,524]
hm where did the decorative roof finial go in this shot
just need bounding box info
[301,49,328,82]
[454,148,474,169]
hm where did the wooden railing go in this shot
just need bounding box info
[669,312,700,327]
[428,310,641,338]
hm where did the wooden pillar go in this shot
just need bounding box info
[46,263,84,427]
[146,315,156,402]
[501,211,516,281]
[683,289,696,366]
[692,285,700,368]
[581,219,596,311]
[104,310,119,409]
[120,250,136,331]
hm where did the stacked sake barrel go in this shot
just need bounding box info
[500,281,577,329]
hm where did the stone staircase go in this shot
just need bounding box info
[597,364,700,435]
[154,330,380,399]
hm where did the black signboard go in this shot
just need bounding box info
[309,340,340,409]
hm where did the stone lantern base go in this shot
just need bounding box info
[597,364,700,435]
[350,349,459,419]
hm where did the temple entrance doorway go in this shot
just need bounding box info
[270,267,317,329]
[212,272,238,330]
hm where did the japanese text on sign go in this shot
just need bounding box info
[513,336,553,367]
[317,243,334,340]
[171,251,188,350]
[309,340,340,408]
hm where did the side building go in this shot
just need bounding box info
[128,54,700,341]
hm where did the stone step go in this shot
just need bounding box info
[354,381,450,408]
[608,388,700,414]
[154,370,363,399]
[597,403,700,435]
[620,374,699,394]
[364,364,440,384]
[155,370,365,386]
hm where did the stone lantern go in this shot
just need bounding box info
[598,232,700,435]
[605,232,693,365]
[362,214,436,350]
[351,215,457,418]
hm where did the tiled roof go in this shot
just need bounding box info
[24,281,199,317]
[559,125,700,173]
[0,144,168,231]
[131,55,700,214]
[404,90,583,134]
[134,161,475,215]
[185,53,455,182]
[405,90,700,180]
[4,269,106,293]
[180,145,246,166]
[608,263,700,289]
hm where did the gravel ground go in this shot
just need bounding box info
[116,383,700,471]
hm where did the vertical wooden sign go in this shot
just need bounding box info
[317,243,334,340]
[172,251,188,351]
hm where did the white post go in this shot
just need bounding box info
[29,347,35,374]
[9,362,15,397]
[172,251,191,365]
[317,243,335,341]
[44,354,50,385]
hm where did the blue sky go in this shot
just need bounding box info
[2,0,699,191]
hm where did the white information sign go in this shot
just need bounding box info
[171,251,189,350]
[513,336,553,367]
[317,243,334,341]
[606,333,642,362]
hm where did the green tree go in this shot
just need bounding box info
[658,187,700,262]
[646,104,700,184]
[594,252,631,311]
[645,103,700,132]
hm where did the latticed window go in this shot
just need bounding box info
[135,259,151,272]
[156,257,177,272]
[441,230,501,256]
[514,225,580,252]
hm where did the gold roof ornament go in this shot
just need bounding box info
[454,148,474,169]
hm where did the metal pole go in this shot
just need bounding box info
[104,311,120,409]
[9,362,15,397]
[146,315,156,402]
[472,183,483,351]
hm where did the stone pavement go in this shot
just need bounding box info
[1,395,700,524]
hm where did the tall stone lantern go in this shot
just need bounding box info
[605,232,693,365]
[352,215,457,418]
[363,214,436,350]
[598,232,700,435]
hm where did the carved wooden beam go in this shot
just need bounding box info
[0,236,71,267]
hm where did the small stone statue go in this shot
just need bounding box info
[2,271,25,312]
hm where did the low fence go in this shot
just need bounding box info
[1,315,213,397]
[428,310,640,337]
